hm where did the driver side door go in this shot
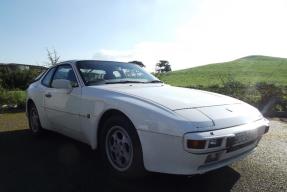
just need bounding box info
[44,64,83,139]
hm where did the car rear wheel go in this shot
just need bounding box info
[28,103,44,135]
[100,115,146,178]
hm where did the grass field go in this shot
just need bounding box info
[158,55,287,87]
[0,112,28,132]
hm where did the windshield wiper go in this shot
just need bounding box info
[86,80,107,86]
[104,80,146,84]
[145,80,163,83]
[87,80,163,85]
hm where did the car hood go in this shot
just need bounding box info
[96,84,242,110]
[95,84,262,129]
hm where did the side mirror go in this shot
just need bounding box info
[51,79,72,93]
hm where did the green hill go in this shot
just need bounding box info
[159,55,287,87]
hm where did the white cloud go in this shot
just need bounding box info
[93,0,287,71]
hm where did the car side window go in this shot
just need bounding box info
[51,65,78,88]
[41,67,56,87]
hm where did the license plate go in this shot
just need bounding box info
[227,130,258,147]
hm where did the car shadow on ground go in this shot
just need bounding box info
[0,129,240,192]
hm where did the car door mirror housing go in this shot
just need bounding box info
[51,79,73,92]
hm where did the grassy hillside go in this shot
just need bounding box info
[159,55,287,87]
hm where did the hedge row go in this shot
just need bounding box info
[0,87,26,112]
[186,81,287,116]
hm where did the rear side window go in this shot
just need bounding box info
[41,68,56,87]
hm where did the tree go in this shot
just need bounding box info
[46,48,60,66]
[155,60,171,74]
[128,60,145,68]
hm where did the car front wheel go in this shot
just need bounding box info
[100,115,146,178]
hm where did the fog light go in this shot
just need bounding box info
[187,140,206,149]
[208,138,223,148]
[264,125,270,134]
[205,152,220,163]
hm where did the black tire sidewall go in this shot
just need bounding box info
[28,104,43,135]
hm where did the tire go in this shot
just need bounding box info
[100,114,146,178]
[28,103,44,135]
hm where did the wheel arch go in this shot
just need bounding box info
[26,98,35,115]
[26,97,46,129]
[26,98,42,132]
[96,109,136,148]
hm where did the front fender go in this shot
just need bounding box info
[81,87,194,149]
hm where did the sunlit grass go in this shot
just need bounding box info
[159,56,287,87]
[0,112,28,132]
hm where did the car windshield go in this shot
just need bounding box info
[76,60,161,86]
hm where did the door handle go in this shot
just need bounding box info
[45,93,52,98]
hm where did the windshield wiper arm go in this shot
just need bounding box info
[87,80,163,85]
[104,80,146,84]
[145,80,163,83]
[86,80,107,86]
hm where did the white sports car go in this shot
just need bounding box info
[26,60,269,177]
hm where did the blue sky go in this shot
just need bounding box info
[0,0,197,66]
[1,0,287,70]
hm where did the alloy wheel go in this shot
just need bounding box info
[30,107,40,133]
[105,125,134,171]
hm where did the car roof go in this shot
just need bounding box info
[56,60,129,66]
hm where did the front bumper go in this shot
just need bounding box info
[137,118,269,175]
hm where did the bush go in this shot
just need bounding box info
[7,91,26,109]
[1,70,33,90]
[0,86,8,106]
[0,89,26,113]
[0,68,43,90]
[255,82,286,116]
[184,75,286,117]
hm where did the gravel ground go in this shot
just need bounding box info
[231,119,287,192]
[0,119,286,192]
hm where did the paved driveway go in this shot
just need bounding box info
[0,120,286,192]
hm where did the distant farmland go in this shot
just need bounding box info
[158,55,287,87]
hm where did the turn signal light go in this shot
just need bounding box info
[187,140,206,149]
